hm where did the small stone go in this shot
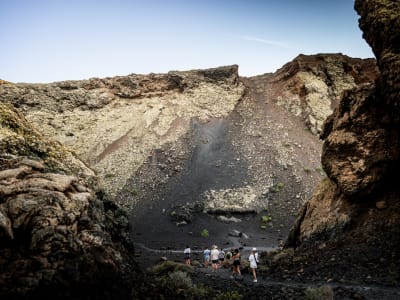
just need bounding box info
[375,200,387,209]
[228,229,241,237]
[241,232,249,239]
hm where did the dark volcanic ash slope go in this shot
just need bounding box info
[122,55,377,253]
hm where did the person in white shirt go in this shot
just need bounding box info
[249,247,259,282]
[210,245,219,272]
[184,245,191,265]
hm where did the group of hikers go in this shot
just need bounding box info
[183,245,259,282]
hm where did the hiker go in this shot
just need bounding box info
[249,247,259,282]
[231,248,241,276]
[218,248,225,266]
[210,245,219,272]
[184,245,191,265]
[203,246,211,267]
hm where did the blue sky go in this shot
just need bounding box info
[0,0,373,83]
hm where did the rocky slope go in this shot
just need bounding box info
[0,102,138,298]
[0,54,378,253]
[288,0,400,249]
[0,66,244,200]
[279,0,400,291]
[253,53,378,134]
[0,2,390,296]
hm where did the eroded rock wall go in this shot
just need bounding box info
[287,0,400,248]
[0,103,136,298]
[0,66,244,199]
[262,54,377,134]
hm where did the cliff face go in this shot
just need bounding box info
[258,53,378,135]
[287,0,400,253]
[0,66,244,200]
[0,103,136,298]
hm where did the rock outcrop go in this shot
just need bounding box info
[287,0,400,253]
[0,66,244,200]
[266,53,378,135]
[0,103,136,298]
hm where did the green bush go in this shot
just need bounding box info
[168,271,193,290]
[304,285,334,300]
[215,291,243,300]
[200,229,209,238]
[261,215,272,223]
[147,260,193,275]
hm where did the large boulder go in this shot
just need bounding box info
[0,103,137,298]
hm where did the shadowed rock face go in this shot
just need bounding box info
[287,0,400,247]
[0,103,136,298]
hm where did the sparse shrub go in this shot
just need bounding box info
[303,168,312,173]
[261,215,272,223]
[168,270,193,290]
[200,229,209,238]
[273,182,284,193]
[189,284,211,298]
[147,260,193,276]
[304,285,334,300]
[260,225,267,230]
[104,173,115,178]
[215,291,243,300]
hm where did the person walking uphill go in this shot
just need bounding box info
[231,248,241,277]
[218,248,225,266]
[203,246,211,267]
[249,247,259,282]
[210,245,219,272]
[184,245,191,265]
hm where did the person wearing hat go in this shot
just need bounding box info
[248,247,259,282]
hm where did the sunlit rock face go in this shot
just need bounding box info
[0,66,244,200]
[265,53,377,135]
[287,0,400,247]
[0,103,135,298]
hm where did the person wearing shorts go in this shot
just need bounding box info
[184,245,191,265]
[203,246,211,267]
[210,245,219,272]
[218,248,225,266]
[232,248,241,276]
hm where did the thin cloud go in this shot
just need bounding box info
[241,36,292,49]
